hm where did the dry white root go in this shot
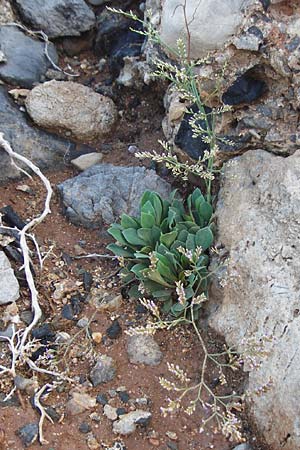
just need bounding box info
[0,133,73,444]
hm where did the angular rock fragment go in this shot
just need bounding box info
[14,0,95,38]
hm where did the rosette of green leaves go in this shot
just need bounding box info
[107,188,214,317]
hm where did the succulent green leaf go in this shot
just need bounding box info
[141,212,155,228]
[198,201,213,222]
[150,192,163,224]
[108,227,129,246]
[142,200,156,217]
[121,214,140,229]
[145,269,173,287]
[160,230,178,247]
[131,263,148,278]
[140,191,152,207]
[186,233,196,250]
[107,243,134,257]
[137,228,153,244]
[122,228,146,246]
[195,227,214,251]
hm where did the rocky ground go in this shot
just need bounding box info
[1,0,299,449]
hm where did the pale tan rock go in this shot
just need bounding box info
[66,392,96,416]
[26,81,117,141]
[71,152,103,171]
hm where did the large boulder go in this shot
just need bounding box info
[58,164,172,228]
[25,81,117,142]
[0,25,58,88]
[14,0,95,38]
[160,0,255,59]
[0,87,72,181]
[210,149,300,450]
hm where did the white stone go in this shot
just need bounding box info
[113,410,151,435]
[0,251,19,305]
[160,0,255,59]
[287,19,300,38]
[71,152,103,171]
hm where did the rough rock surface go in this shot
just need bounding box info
[26,81,117,142]
[210,149,300,450]
[14,0,95,38]
[65,392,96,416]
[0,0,15,23]
[160,0,255,59]
[113,410,152,435]
[127,335,163,366]
[58,164,172,228]
[0,25,58,88]
[0,87,72,182]
[89,355,116,386]
[0,251,20,305]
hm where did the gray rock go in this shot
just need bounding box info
[71,152,103,171]
[0,86,72,182]
[76,317,89,328]
[90,354,116,386]
[113,410,152,435]
[127,335,163,366]
[14,375,38,394]
[0,251,19,305]
[233,444,252,450]
[88,0,109,4]
[58,164,172,228]
[0,25,58,88]
[0,324,13,341]
[16,423,38,447]
[65,392,96,416]
[14,0,95,38]
[160,0,255,59]
[103,404,118,420]
[210,149,300,450]
[25,81,117,142]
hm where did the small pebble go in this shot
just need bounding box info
[149,438,160,446]
[167,442,178,450]
[90,412,101,422]
[108,389,117,398]
[92,332,102,344]
[116,407,127,416]
[96,394,108,406]
[166,431,178,441]
[118,391,130,403]
[79,422,91,434]
[106,320,122,339]
[104,404,118,421]
[77,317,89,328]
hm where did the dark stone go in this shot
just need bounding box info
[248,26,264,40]
[135,303,148,314]
[31,323,56,343]
[118,391,130,403]
[83,271,93,292]
[0,25,58,88]
[0,87,72,182]
[95,9,144,76]
[61,304,74,320]
[117,407,127,416]
[0,393,20,407]
[218,133,252,156]
[106,320,122,339]
[174,104,212,160]
[0,205,26,229]
[16,423,39,447]
[259,0,270,10]
[14,0,95,39]
[79,422,91,433]
[222,74,267,105]
[20,310,34,325]
[286,36,300,52]
[96,393,108,405]
[135,416,151,427]
[167,442,178,450]
[71,294,84,313]
[45,406,61,422]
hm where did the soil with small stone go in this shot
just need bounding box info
[0,3,267,449]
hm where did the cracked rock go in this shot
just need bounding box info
[127,334,163,366]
